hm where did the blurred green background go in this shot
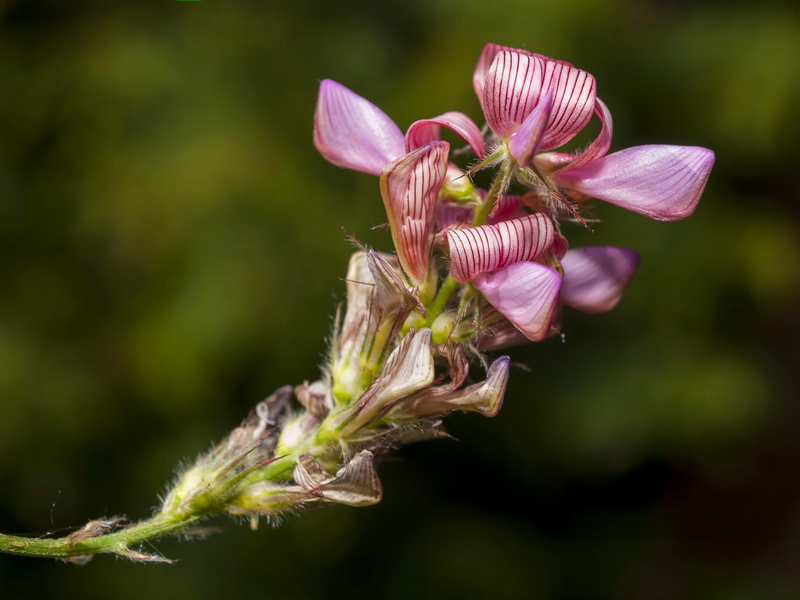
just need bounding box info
[0,0,798,598]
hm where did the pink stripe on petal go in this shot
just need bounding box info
[538,60,596,150]
[473,262,562,341]
[509,90,553,167]
[482,51,545,139]
[555,145,715,221]
[380,142,450,283]
[406,112,485,158]
[560,246,640,313]
[313,80,406,176]
[446,213,554,282]
[473,43,521,100]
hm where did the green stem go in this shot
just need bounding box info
[423,274,459,326]
[471,158,512,227]
[0,511,202,561]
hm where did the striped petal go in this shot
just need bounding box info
[380,142,450,283]
[555,145,715,221]
[406,112,485,158]
[314,79,405,176]
[473,262,562,341]
[538,59,596,150]
[473,43,516,100]
[446,213,554,282]
[482,51,545,139]
[560,246,640,313]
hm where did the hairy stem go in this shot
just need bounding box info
[0,511,203,562]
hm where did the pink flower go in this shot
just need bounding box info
[314,80,484,283]
[471,45,715,221]
[445,214,561,341]
[474,44,597,167]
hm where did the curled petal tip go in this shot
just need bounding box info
[406,111,485,158]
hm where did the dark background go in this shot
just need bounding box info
[0,1,798,598]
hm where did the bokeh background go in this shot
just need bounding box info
[0,1,798,598]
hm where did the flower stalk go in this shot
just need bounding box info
[0,42,713,563]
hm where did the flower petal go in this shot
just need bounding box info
[473,43,517,100]
[380,142,450,283]
[555,145,715,221]
[473,262,561,341]
[538,60,596,150]
[560,246,640,313]
[446,213,554,282]
[509,90,553,167]
[406,112,485,158]
[482,50,545,139]
[314,79,405,176]
[564,97,613,170]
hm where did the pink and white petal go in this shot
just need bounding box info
[313,79,406,176]
[473,43,522,100]
[555,145,715,221]
[482,51,545,139]
[508,90,553,168]
[538,60,596,150]
[473,262,562,342]
[446,213,554,282]
[560,246,640,313]
[380,142,450,283]
[406,112,485,158]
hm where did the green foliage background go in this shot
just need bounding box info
[0,1,797,598]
